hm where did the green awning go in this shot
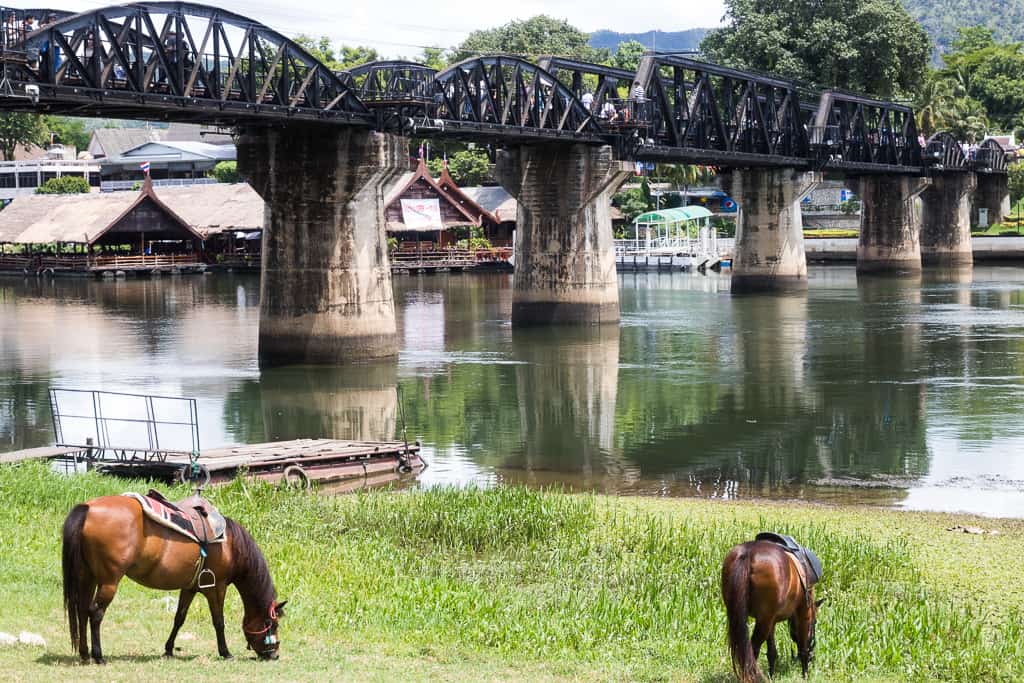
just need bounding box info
[633,206,713,223]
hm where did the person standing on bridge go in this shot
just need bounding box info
[631,80,646,101]
[581,91,594,112]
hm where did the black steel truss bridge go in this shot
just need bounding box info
[0,2,1008,176]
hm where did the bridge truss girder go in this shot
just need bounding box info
[0,2,370,125]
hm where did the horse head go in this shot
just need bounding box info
[244,599,287,660]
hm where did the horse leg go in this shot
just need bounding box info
[76,575,96,663]
[767,631,779,678]
[88,581,120,664]
[751,619,773,672]
[164,589,197,657]
[204,585,232,659]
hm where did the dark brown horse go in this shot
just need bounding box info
[722,540,824,682]
[62,496,287,663]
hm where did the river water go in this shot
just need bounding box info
[2,267,1024,517]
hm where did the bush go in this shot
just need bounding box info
[34,175,90,194]
[209,160,238,183]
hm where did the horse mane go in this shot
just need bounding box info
[226,517,276,610]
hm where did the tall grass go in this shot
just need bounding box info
[0,462,1021,681]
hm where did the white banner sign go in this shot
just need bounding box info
[400,198,443,230]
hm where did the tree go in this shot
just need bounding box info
[209,161,239,183]
[0,113,47,161]
[613,179,654,225]
[427,149,492,186]
[35,176,90,194]
[701,0,931,98]
[1008,163,1024,206]
[421,47,447,70]
[612,40,647,72]
[451,16,609,63]
[44,116,90,153]
[941,28,1024,132]
[293,35,378,71]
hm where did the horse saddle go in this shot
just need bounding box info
[122,490,226,545]
[755,532,823,585]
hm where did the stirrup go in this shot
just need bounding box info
[197,568,216,589]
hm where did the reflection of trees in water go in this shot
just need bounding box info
[613,284,931,490]
[917,269,1024,442]
[0,369,53,452]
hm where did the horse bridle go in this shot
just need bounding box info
[244,601,280,655]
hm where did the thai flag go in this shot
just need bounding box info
[140,161,151,174]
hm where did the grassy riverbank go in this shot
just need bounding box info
[0,462,1022,682]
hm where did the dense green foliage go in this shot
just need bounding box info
[426,149,491,186]
[34,176,90,195]
[293,35,379,71]
[0,113,47,161]
[1009,162,1024,204]
[450,16,609,63]
[610,40,646,72]
[43,117,90,153]
[702,0,931,97]
[940,27,1024,132]
[0,463,1022,681]
[903,0,1024,54]
[208,160,239,184]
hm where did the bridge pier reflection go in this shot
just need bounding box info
[259,362,398,443]
[497,145,631,326]
[721,168,818,292]
[508,326,620,482]
[856,175,929,274]
[921,173,976,269]
[238,126,407,367]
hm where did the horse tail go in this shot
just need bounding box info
[723,546,762,683]
[62,504,89,652]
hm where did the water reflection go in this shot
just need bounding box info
[3,269,1024,516]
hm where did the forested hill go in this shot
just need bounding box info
[589,29,707,53]
[902,0,1024,53]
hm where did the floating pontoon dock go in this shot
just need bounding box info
[1,389,424,488]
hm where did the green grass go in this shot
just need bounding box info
[1,462,1022,681]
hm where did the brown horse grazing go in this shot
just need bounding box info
[61,496,286,664]
[721,540,824,682]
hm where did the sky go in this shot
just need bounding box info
[14,0,727,58]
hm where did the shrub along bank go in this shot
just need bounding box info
[0,461,1021,682]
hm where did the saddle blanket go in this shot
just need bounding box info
[123,490,226,545]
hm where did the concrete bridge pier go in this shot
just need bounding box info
[720,168,819,292]
[973,173,1011,228]
[856,175,930,274]
[238,125,407,367]
[920,173,977,268]
[496,144,632,326]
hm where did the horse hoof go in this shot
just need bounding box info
[220,652,233,660]
[93,658,106,666]
[163,650,174,658]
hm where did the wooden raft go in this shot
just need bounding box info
[164,438,424,485]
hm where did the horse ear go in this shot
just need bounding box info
[815,597,826,608]
[276,600,288,616]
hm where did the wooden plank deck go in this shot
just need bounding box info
[0,446,86,464]
[173,439,417,472]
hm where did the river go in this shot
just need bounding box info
[2,267,1024,517]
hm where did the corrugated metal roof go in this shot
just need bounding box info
[461,186,517,222]
[0,183,263,244]
[634,206,713,223]
[114,141,237,163]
